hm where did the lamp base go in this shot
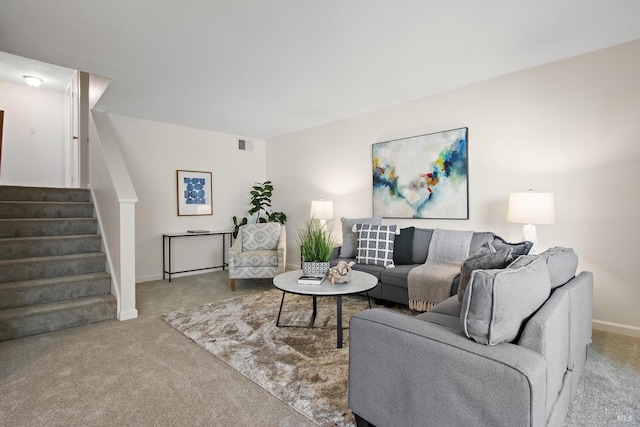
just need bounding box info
[522,224,538,254]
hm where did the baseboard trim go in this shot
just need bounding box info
[118,308,138,321]
[286,263,301,271]
[592,319,640,338]
[137,268,228,284]
[136,274,163,283]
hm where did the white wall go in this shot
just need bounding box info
[267,40,640,337]
[0,81,66,187]
[106,114,266,282]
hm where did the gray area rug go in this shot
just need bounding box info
[162,289,377,426]
[162,289,640,426]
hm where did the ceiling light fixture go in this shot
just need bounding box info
[23,75,43,87]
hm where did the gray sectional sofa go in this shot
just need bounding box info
[330,222,532,306]
[348,246,593,427]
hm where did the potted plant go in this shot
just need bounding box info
[298,218,336,276]
[232,181,286,239]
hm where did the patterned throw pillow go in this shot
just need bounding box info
[354,224,397,268]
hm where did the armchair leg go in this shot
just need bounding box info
[230,279,235,291]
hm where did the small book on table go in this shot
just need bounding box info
[297,275,326,285]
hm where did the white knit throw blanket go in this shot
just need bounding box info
[408,229,473,312]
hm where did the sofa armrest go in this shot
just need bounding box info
[349,309,547,427]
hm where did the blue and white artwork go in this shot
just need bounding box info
[372,128,468,219]
[177,170,213,216]
[183,177,207,205]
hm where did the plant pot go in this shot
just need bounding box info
[302,261,330,277]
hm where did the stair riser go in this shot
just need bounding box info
[0,202,93,219]
[0,254,107,283]
[0,275,111,309]
[0,219,98,238]
[0,297,116,341]
[0,236,102,260]
[0,186,90,202]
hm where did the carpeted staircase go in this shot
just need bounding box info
[0,185,116,341]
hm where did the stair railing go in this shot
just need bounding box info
[88,111,138,320]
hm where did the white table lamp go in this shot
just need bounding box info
[507,190,554,251]
[310,200,334,227]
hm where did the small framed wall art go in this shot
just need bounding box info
[177,170,213,216]
[372,127,469,219]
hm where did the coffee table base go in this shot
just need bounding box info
[275,292,371,349]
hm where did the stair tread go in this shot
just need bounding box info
[0,294,116,320]
[0,272,111,290]
[0,234,101,242]
[0,186,90,202]
[0,252,105,264]
[0,218,96,222]
[0,200,92,204]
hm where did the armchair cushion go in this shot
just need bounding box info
[241,223,281,251]
[232,250,278,268]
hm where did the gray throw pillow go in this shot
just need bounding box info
[492,235,533,257]
[460,256,551,345]
[457,245,513,303]
[510,247,578,289]
[339,216,382,259]
[412,228,434,264]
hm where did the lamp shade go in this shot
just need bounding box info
[310,200,334,220]
[507,191,555,225]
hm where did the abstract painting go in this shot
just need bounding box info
[372,128,468,219]
[177,170,213,216]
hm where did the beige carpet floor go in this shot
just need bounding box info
[1,270,639,426]
[0,272,316,427]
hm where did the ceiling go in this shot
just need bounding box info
[1,1,640,140]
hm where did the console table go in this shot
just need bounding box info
[162,231,232,282]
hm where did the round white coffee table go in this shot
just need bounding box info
[273,269,378,348]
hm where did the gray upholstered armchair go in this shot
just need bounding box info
[228,222,286,291]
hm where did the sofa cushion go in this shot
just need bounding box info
[355,224,396,268]
[339,216,382,259]
[431,295,462,317]
[457,245,513,303]
[241,223,281,251]
[416,311,461,331]
[393,227,415,265]
[380,264,415,288]
[349,262,385,281]
[509,247,579,289]
[540,247,579,288]
[460,256,552,345]
[412,228,433,264]
[492,235,533,257]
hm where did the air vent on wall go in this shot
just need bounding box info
[238,139,254,151]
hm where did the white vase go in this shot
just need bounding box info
[302,261,329,276]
